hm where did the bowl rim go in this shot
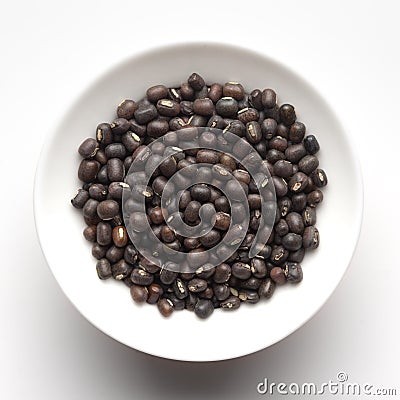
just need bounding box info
[33,41,364,362]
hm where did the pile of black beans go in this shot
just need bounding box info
[71,73,327,319]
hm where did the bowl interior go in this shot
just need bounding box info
[34,43,362,361]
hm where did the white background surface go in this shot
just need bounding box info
[1,0,399,399]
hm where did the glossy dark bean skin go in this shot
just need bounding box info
[278,197,292,218]
[196,149,219,164]
[289,121,306,143]
[307,190,323,207]
[303,226,319,249]
[266,149,285,164]
[285,143,307,163]
[78,159,100,183]
[213,284,230,301]
[291,193,307,212]
[272,176,288,197]
[155,99,180,117]
[282,233,303,251]
[83,198,99,219]
[213,212,230,231]
[275,219,289,236]
[112,260,132,280]
[231,262,251,280]
[288,248,305,263]
[130,284,148,303]
[188,73,205,91]
[298,155,319,175]
[71,189,90,209]
[191,98,214,116]
[111,118,131,136]
[190,184,211,203]
[219,153,236,171]
[240,276,262,290]
[270,267,286,285]
[284,262,303,283]
[286,212,305,235]
[184,201,201,223]
[105,143,126,160]
[134,104,158,124]
[262,88,277,108]
[106,245,125,264]
[212,263,231,283]
[256,278,275,300]
[124,245,138,265]
[96,258,112,280]
[200,230,221,248]
[249,89,263,110]
[117,99,137,120]
[157,298,174,317]
[220,296,240,310]
[89,183,107,201]
[279,104,296,126]
[303,206,317,227]
[79,138,99,159]
[130,268,154,285]
[269,136,288,152]
[146,118,169,138]
[245,121,262,144]
[96,123,113,146]
[304,134,320,154]
[261,118,277,139]
[215,97,238,118]
[194,299,214,319]
[146,85,169,103]
[289,172,309,193]
[270,246,289,265]
[223,82,244,100]
[83,225,96,242]
[239,290,260,303]
[97,200,119,220]
[107,158,125,182]
[92,243,108,260]
[147,283,163,304]
[96,221,112,246]
[112,226,128,247]
[159,268,178,285]
[273,160,293,178]
[237,107,259,124]
[187,278,208,293]
[310,169,328,187]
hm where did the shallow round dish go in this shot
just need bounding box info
[34,43,363,362]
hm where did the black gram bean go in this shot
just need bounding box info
[134,104,158,124]
[279,104,296,126]
[299,155,319,174]
[196,149,219,164]
[291,193,307,212]
[146,85,169,103]
[269,136,288,152]
[266,149,285,164]
[188,73,205,91]
[237,107,259,124]
[188,278,208,293]
[239,290,260,303]
[131,268,154,285]
[310,169,328,187]
[261,118,277,139]
[240,276,262,290]
[249,89,263,110]
[129,120,147,136]
[121,131,141,152]
[289,172,309,193]
[282,233,303,251]
[96,221,112,246]
[111,118,131,135]
[96,259,112,280]
[275,219,289,236]
[286,212,305,234]
[208,83,223,103]
[172,278,189,299]
[130,284,148,303]
[147,283,163,304]
[220,296,240,311]
[199,230,221,248]
[83,198,99,218]
[160,268,178,285]
[157,298,174,317]
[245,121,262,144]
[107,158,125,182]
[117,99,137,120]
[284,262,303,283]
[273,160,293,178]
[156,99,180,117]
[231,262,251,280]
[89,183,107,201]
[303,206,317,227]
[213,263,231,283]
[307,190,323,207]
[304,134,320,154]
[124,244,138,265]
[106,245,125,264]
[223,82,245,100]
[213,284,230,301]
[270,266,286,285]
[289,121,306,143]
[79,138,99,159]
[112,260,132,280]
[97,199,119,220]
[92,243,108,260]
[71,189,89,209]
[303,226,319,249]
[192,98,214,116]
[112,226,128,247]
[78,159,100,183]
[272,176,288,197]
[258,278,275,298]
[216,97,239,118]
[285,143,307,163]
[83,225,96,242]
[262,88,277,108]
[270,245,289,265]
[288,248,305,263]
[194,299,214,319]
[96,123,113,146]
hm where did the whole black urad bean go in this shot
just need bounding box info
[299,155,319,174]
[220,296,240,311]
[71,189,89,209]
[289,121,306,143]
[289,172,309,193]
[286,212,305,234]
[122,131,141,152]
[273,160,293,178]
[124,244,138,265]
[78,138,99,159]
[291,193,307,212]
[279,104,296,126]
[134,104,158,124]
[223,82,245,100]
[83,225,96,242]
[96,259,112,280]
[284,262,303,283]
[106,245,124,264]
[83,198,99,218]
[216,97,239,118]
[193,98,214,116]
[146,85,169,103]
[112,260,132,280]
[188,73,205,91]
[96,123,113,146]
[156,99,180,117]
[130,284,148,303]
[304,134,320,154]
[270,267,286,285]
[97,200,119,220]
[194,299,214,319]
[303,226,320,249]
[303,206,317,226]
[282,233,303,251]
[288,248,305,263]
[107,158,125,182]
[310,169,328,187]
[237,107,259,124]
[261,118,277,139]
[249,89,263,110]
[89,183,107,201]
[239,290,260,304]
[258,278,275,299]
[261,88,277,108]
[117,99,137,120]
[157,298,174,317]
[147,283,163,304]
[96,221,112,246]
[285,143,307,163]
[111,118,131,135]
[78,159,100,183]
[307,190,324,207]
[131,268,154,286]
[245,121,262,144]
[92,243,108,260]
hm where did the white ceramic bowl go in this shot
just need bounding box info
[34,43,363,362]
